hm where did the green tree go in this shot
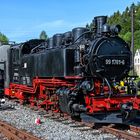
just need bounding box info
[87,2,140,52]
[123,32,131,44]
[39,30,48,40]
[0,32,9,44]
[134,30,140,51]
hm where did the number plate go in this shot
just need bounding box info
[105,59,125,65]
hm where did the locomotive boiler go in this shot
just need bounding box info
[4,16,140,123]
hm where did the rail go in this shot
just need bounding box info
[101,124,140,140]
[0,120,41,140]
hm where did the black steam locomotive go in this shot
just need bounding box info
[4,16,140,123]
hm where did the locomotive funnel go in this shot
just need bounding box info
[94,16,107,34]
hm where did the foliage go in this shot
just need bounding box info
[108,3,140,52]
[86,3,140,52]
[123,32,131,44]
[0,32,9,44]
[39,30,48,40]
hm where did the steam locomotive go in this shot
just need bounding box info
[4,16,140,123]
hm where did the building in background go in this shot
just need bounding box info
[134,49,140,77]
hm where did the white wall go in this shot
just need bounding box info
[134,49,140,76]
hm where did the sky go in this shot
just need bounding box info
[0,0,139,42]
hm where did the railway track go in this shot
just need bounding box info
[0,120,41,140]
[38,110,140,140]
[101,124,140,140]
[3,99,140,140]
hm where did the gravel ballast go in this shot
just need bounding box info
[0,100,118,140]
[0,133,8,140]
